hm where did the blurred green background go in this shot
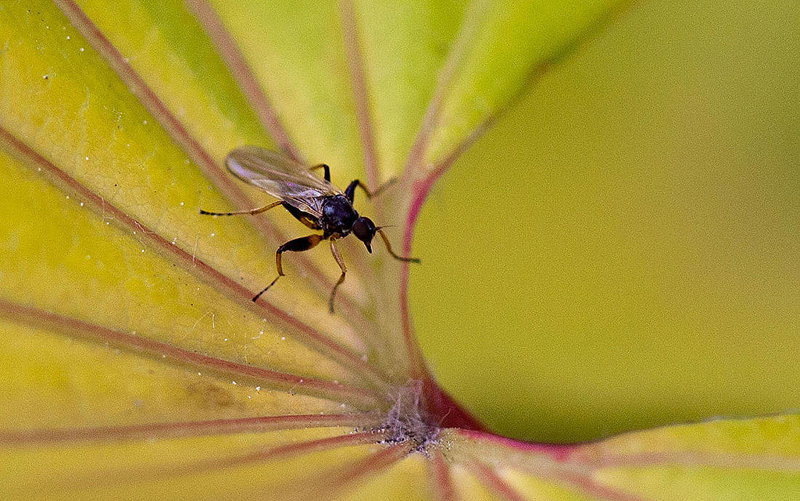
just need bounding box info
[410,0,799,443]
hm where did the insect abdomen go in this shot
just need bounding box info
[282,202,322,230]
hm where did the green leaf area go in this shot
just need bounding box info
[0,0,797,499]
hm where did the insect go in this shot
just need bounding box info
[200,146,420,313]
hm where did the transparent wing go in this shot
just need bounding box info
[224,146,341,218]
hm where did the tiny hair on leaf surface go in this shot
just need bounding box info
[0,0,798,500]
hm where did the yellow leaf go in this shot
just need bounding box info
[1,0,797,499]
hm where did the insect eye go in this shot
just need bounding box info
[352,217,376,241]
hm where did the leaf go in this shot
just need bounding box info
[447,415,800,500]
[409,0,800,443]
[0,0,797,499]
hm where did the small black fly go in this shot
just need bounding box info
[200,146,420,313]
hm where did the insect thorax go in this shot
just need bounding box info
[321,195,358,237]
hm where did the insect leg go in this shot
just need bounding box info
[344,178,397,202]
[344,180,368,201]
[309,163,331,182]
[252,234,324,302]
[372,177,398,197]
[327,239,347,314]
[376,229,420,263]
[199,200,282,217]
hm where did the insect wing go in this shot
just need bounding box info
[225,146,340,217]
